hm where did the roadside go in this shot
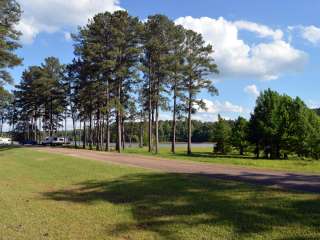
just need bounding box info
[34,147,320,193]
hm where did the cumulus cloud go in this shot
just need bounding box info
[244,84,260,97]
[300,25,320,45]
[175,16,307,81]
[192,99,247,121]
[16,0,122,44]
[234,20,283,40]
[159,99,247,122]
[198,99,245,114]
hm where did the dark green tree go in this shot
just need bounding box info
[0,0,22,85]
[231,116,248,155]
[211,115,232,154]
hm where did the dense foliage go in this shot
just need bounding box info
[0,0,22,85]
[249,89,320,159]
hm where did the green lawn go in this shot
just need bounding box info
[123,147,320,173]
[0,147,319,240]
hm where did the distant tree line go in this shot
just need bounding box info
[1,2,320,159]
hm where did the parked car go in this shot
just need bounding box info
[20,140,37,145]
[42,137,70,146]
[0,137,12,145]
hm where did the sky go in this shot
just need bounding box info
[7,0,320,122]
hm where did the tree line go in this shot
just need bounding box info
[7,10,219,155]
[1,1,320,159]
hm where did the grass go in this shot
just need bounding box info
[123,147,320,173]
[0,146,320,239]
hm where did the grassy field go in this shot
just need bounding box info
[0,146,320,240]
[123,147,320,173]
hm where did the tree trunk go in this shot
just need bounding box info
[83,121,86,149]
[38,118,42,143]
[148,86,152,152]
[89,113,93,150]
[50,97,53,137]
[72,114,77,148]
[139,115,144,148]
[64,110,67,144]
[155,102,159,154]
[0,116,3,136]
[96,110,100,151]
[100,116,104,150]
[33,115,37,142]
[116,112,122,152]
[276,143,281,159]
[105,113,110,151]
[122,117,125,150]
[240,146,244,155]
[171,93,177,154]
[105,79,110,151]
[116,80,122,153]
[187,92,192,155]
[255,143,260,159]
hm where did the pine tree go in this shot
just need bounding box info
[183,30,219,155]
[168,25,186,153]
[142,14,174,153]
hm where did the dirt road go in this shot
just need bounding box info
[34,147,320,193]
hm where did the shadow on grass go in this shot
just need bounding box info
[0,145,21,152]
[172,151,256,160]
[42,173,320,239]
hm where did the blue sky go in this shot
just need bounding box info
[8,0,320,122]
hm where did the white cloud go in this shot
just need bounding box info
[175,16,307,81]
[234,20,283,40]
[198,99,246,114]
[16,0,122,44]
[301,25,320,45]
[307,100,320,109]
[159,99,248,122]
[64,32,72,41]
[244,84,259,97]
[194,99,247,121]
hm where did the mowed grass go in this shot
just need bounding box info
[0,147,320,240]
[123,146,320,173]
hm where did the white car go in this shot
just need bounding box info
[42,137,69,146]
[0,138,12,145]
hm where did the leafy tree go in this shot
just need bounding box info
[0,0,22,85]
[211,115,232,154]
[231,116,248,155]
[248,89,320,159]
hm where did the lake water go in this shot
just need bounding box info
[72,142,215,148]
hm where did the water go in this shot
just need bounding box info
[71,142,215,149]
